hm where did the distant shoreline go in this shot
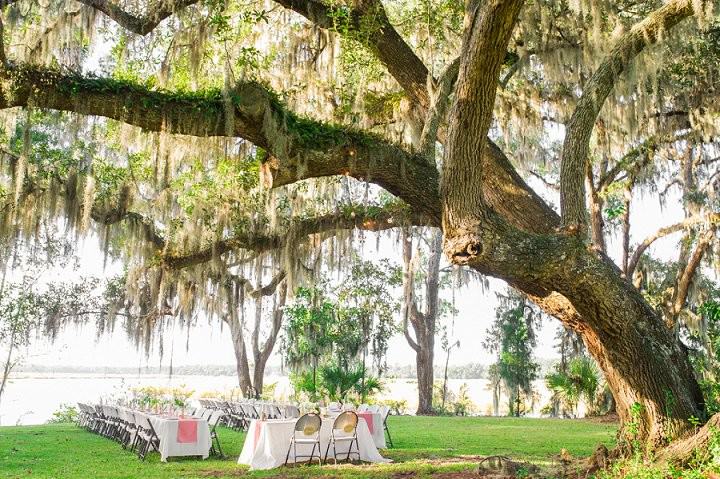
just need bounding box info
[14,359,558,379]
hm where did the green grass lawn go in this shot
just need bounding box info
[0,416,616,478]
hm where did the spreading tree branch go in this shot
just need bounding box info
[419,57,460,157]
[158,207,428,269]
[672,228,716,317]
[560,0,696,228]
[0,64,441,221]
[76,0,199,35]
[627,213,720,277]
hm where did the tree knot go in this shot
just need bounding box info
[444,234,483,265]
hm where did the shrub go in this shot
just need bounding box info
[453,383,477,416]
[47,403,78,424]
[380,399,408,415]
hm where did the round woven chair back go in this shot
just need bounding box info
[295,413,321,436]
[332,411,358,434]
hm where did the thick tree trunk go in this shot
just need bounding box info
[228,318,254,396]
[252,364,265,399]
[503,248,704,446]
[416,340,435,415]
[439,0,704,447]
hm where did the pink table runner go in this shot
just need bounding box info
[357,412,375,434]
[176,419,199,443]
[253,420,264,451]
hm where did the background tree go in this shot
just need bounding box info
[401,228,443,415]
[219,268,287,398]
[0,228,105,413]
[402,227,475,414]
[282,259,397,401]
[484,291,540,417]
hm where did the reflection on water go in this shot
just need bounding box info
[1,373,567,426]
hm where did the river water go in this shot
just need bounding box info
[0,373,561,426]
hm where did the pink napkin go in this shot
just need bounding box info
[358,412,374,434]
[253,420,264,451]
[176,419,198,443]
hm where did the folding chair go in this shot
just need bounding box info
[324,411,360,464]
[76,403,91,429]
[208,410,225,458]
[120,409,138,449]
[266,404,282,419]
[380,405,393,448]
[224,402,245,430]
[284,413,322,466]
[135,415,160,460]
[285,405,300,419]
[91,405,106,434]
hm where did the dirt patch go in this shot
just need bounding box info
[194,448,610,479]
[392,473,495,479]
[583,413,619,424]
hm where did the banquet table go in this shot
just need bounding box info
[356,411,386,449]
[135,411,212,462]
[238,416,391,470]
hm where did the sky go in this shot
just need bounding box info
[19,179,693,372]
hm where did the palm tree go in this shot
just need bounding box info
[320,364,383,403]
[546,357,601,417]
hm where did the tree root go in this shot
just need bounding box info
[655,413,720,465]
[477,455,540,477]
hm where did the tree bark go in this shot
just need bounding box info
[402,229,442,415]
[497,244,704,446]
[416,339,435,415]
[226,311,254,396]
[251,282,287,398]
[620,185,632,276]
[588,184,607,253]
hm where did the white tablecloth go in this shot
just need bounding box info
[238,417,390,470]
[357,412,386,449]
[140,413,212,462]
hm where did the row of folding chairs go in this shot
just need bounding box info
[199,399,300,431]
[76,403,161,460]
[76,403,225,460]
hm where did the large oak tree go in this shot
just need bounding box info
[1,0,719,451]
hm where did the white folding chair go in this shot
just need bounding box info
[208,410,225,457]
[324,411,360,464]
[380,405,393,447]
[284,413,322,466]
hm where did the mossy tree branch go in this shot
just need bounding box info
[626,213,720,278]
[0,63,442,222]
[559,0,697,229]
